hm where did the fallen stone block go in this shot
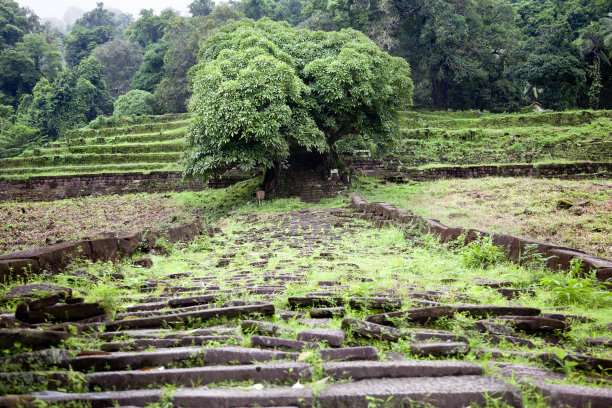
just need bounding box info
[0,328,68,350]
[19,302,106,324]
[341,318,404,342]
[533,381,612,408]
[241,320,294,337]
[288,297,344,309]
[310,307,346,318]
[453,305,540,318]
[297,329,346,347]
[0,386,315,408]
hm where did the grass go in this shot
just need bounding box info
[354,176,612,259]
[387,109,612,167]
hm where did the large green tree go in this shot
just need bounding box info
[92,39,143,97]
[185,19,413,186]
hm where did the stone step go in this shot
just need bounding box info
[100,335,241,351]
[321,360,483,380]
[83,362,312,391]
[0,387,314,408]
[105,304,275,330]
[316,376,522,407]
[533,381,612,408]
[63,346,299,371]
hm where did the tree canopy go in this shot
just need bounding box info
[184,18,413,181]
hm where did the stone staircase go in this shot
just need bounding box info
[1,209,610,407]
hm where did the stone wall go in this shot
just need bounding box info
[0,170,247,203]
[350,194,612,284]
[346,159,611,182]
[0,219,212,283]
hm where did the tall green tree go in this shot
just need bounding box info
[131,41,167,93]
[185,19,413,186]
[64,25,113,67]
[189,0,215,17]
[20,57,113,139]
[15,33,62,81]
[0,0,40,49]
[126,9,176,48]
[0,48,40,106]
[92,39,143,97]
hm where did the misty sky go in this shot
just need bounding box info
[18,0,192,20]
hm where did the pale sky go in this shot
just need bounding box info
[18,0,192,20]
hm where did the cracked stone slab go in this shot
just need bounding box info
[100,336,241,351]
[316,376,522,408]
[348,297,403,312]
[310,307,346,318]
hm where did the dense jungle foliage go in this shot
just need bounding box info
[0,0,611,159]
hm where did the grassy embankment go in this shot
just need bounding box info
[355,177,612,259]
[391,109,612,168]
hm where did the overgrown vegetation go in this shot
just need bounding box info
[355,176,612,258]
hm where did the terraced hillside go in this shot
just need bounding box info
[0,114,190,180]
[1,200,610,407]
[392,110,612,167]
[2,110,610,182]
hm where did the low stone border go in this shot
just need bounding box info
[346,159,611,182]
[350,193,612,283]
[0,219,211,283]
[0,170,249,203]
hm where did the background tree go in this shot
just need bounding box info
[154,8,243,113]
[126,9,176,48]
[185,19,413,188]
[0,0,40,49]
[74,2,116,30]
[19,56,113,139]
[131,41,167,93]
[92,39,143,97]
[64,25,113,67]
[0,47,40,106]
[189,0,215,17]
[15,33,62,81]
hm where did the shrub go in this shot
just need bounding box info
[461,234,507,268]
[113,90,155,117]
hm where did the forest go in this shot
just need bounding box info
[0,0,611,159]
